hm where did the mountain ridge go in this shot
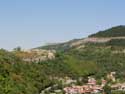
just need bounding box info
[89,25,125,37]
[36,25,125,51]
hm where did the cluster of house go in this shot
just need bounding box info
[40,72,125,94]
[64,77,107,94]
[111,83,125,91]
[63,72,125,94]
[108,72,125,91]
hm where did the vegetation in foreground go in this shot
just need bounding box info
[1,42,125,94]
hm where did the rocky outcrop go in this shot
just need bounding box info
[17,49,56,63]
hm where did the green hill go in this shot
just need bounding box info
[89,25,125,37]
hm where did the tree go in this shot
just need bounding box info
[13,46,21,52]
[103,83,111,94]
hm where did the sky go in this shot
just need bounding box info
[0,0,125,50]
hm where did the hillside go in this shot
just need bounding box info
[37,39,83,51]
[0,49,72,94]
[89,25,125,37]
[34,25,125,80]
[35,25,125,80]
[1,25,125,94]
[37,26,125,51]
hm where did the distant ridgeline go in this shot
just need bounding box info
[37,26,125,52]
[89,25,125,37]
[37,39,81,51]
[87,25,125,47]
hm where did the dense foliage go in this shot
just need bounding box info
[107,39,125,46]
[63,45,125,79]
[0,49,54,94]
[112,91,125,94]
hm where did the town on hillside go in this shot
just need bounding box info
[40,72,125,94]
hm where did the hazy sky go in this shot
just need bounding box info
[0,0,125,50]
